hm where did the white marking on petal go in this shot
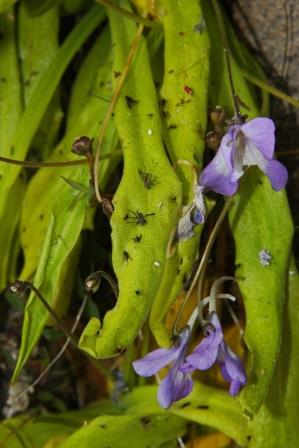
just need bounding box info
[243,139,268,172]
[193,185,205,218]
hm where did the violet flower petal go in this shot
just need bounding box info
[177,208,195,241]
[193,208,204,224]
[240,117,275,160]
[158,367,193,408]
[133,327,190,378]
[219,364,242,396]
[265,159,288,191]
[193,185,205,223]
[243,142,288,191]
[184,313,223,370]
[200,131,238,196]
[218,343,247,396]
[132,346,179,377]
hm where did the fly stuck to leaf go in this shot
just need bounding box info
[138,169,157,189]
[124,210,155,225]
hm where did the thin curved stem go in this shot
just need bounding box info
[29,284,78,345]
[16,294,89,400]
[0,150,121,169]
[173,197,233,333]
[9,281,114,381]
[93,24,144,203]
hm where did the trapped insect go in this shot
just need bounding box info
[124,210,155,225]
[138,168,157,189]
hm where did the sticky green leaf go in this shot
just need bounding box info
[0,8,22,291]
[247,263,299,447]
[60,413,185,448]
[229,172,292,416]
[79,0,182,358]
[203,1,293,414]
[123,384,249,446]
[150,0,210,346]
[0,401,122,448]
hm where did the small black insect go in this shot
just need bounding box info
[123,250,132,262]
[125,95,139,108]
[133,234,142,242]
[175,98,191,107]
[179,402,191,409]
[168,123,177,130]
[138,169,157,189]
[140,416,151,427]
[124,210,155,226]
[135,289,142,296]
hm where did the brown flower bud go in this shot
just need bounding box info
[8,280,28,296]
[85,272,102,293]
[71,136,92,156]
[206,131,222,150]
[209,106,225,126]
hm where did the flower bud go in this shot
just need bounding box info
[71,136,92,156]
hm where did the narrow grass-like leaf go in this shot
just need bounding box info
[0,4,105,216]
[13,177,89,381]
[20,33,114,280]
[19,1,63,158]
[67,28,111,131]
[13,42,117,379]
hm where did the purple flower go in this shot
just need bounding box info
[199,117,288,196]
[177,185,205,241]
[183,312,246,396]
[132,327,193,408]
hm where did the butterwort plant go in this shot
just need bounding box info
[199,117,288,196]
[133,277,246,408]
